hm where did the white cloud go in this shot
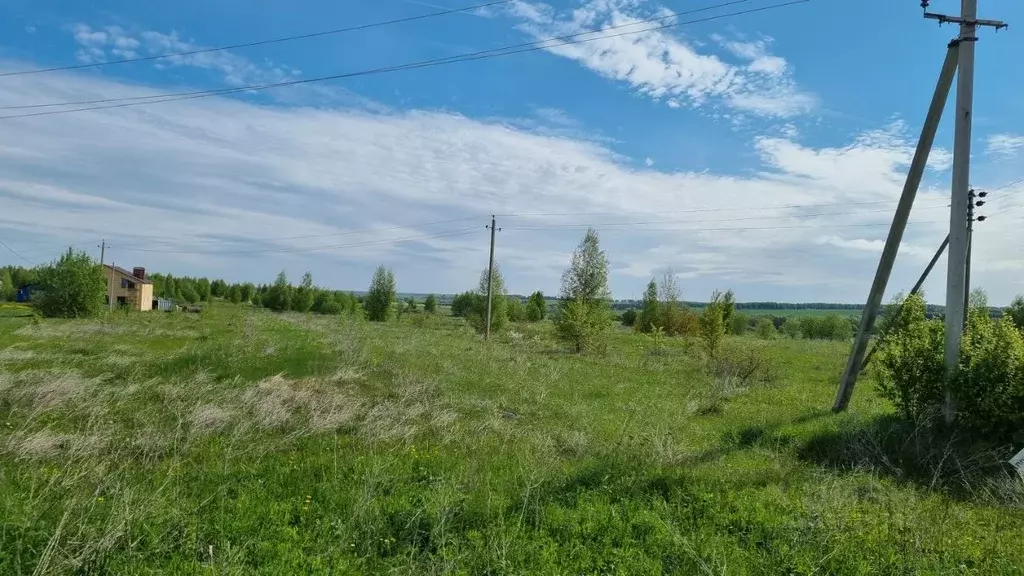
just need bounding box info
[508,0,815,118]
[69,24,297,86]
[644,157,654,167]
[986,133,1024,158]
[2,65,1018,302]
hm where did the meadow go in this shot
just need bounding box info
[1,303,1022,574]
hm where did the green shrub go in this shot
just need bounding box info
[34,249,106,318]
[620,308,637,327]
[450,291,476,318]
[781,318,800,338]
[555,298,609,353]
[728,312,750,335]
[874,292,1024,436]
[507,297,525,322]
[468,265,507,334]
[755,317,776,339]
[1006,295,1024,331]
[800,314,852,341]
[423,294,438,314]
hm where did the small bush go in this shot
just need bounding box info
[423,294,438,314]
[728,312,750,335]
[555,298,609,353]
[780,318,800,338]
[754,317,776,339]
[874,292,1024,437]
[620,308,637,327]
[525,291,546,321]
[507,297,525,323]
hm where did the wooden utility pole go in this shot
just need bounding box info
[485,215,498,340]
[832,41,959,412]
[108,260,115,310]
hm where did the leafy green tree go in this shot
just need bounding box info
[210,279,227,298]
[1007,295,1024,331]
[0,267,14,301]
[364,266,396,322]
[637,279,660,333]
[658,269,685,336]
[195,278,211,302]
[264,271,292,312]
[469,264,507,333]
[555,229,611,352]
[292,271,315,312]
[227,284,242,304]
[181,285,199,304]
[346,292,360,317]
[721,289,736,328]
[240,283,255,303]
[699,291,727,359]
[526,291,546,321]
[424,294,438,314]
[405,296,417,311]
[34,249,106,318]
[507,297,525,322]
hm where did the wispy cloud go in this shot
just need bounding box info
[508,0,816,118]
[986,133,1024,158]
[69,24,299,86]
[2,64,1015,302]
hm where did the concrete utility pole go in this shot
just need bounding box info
[98,239,106,267]
[924,0,1006,424]
[832,41,959,412]
[485,215,498,341]
[108,260,116,311]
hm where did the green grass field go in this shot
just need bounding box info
[2,304,1021,574]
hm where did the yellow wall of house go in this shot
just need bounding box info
[106,266,154,311]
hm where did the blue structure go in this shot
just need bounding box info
[15,285,33,303]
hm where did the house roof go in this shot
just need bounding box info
[103,264,153,285]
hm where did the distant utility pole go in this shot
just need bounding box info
[98,239,106,267]
[485,215,500,341]
[927,0,1006,424]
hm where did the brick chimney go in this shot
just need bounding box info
[132,267,146,280]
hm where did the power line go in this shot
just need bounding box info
[104,215,485,246]
[113,226,480,255]
[0,0,809,121]
[498,197,908,218]
[0,0,519,78]
[504,220,945,233]
[499,204,949,229]
[0,239,37,265]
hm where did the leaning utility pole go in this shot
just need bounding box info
[926,0,1006,424]
[485,215,498,341]
[832,40,959,412]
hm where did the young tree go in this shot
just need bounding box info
[424,293,438,314]
[525,290,546,321]
[637,279,660,333]
[620,308,638,327]
[555,228,611,352]
[728,312,750,335]
[34,249,106,318]
[450,291,477,318]
[755,316,776,339]
[405,296,417,311]
[507,297,525,322]
[364,266,396,322]
[291,271,315,312]
[699,291,727,359]
[721,289,736,328]
[195,278,211,302]
[210,279,227,298]
[240,283,255,303]
[227,284,242,304]
[470,263,507,333]
[0,267,14,301]
[264,271,292,312]
[1008,295,1024,331]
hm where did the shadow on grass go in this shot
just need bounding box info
[795,414,1019,499]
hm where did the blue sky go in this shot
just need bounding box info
[0,0,1022,303]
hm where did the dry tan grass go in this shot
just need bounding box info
[4,430,106,459]
[242,372,364,432]
[6,370,97,411]
[190,404,234,433]
[0,346,35,363]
